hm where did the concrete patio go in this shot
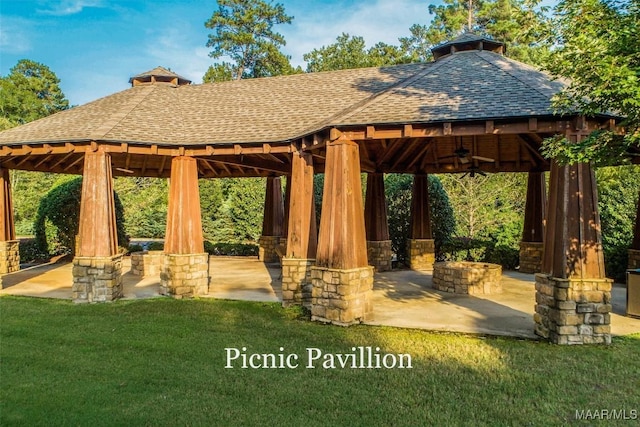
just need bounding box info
[1,256,638,339]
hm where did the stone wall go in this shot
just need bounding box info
[407,239,435,271]
[367,240,392,272]
[433,261,502,295]
[130,250,164,276]
[0,240,20,274]
[160,253,209,299]
[534,274,612,345]
[629,249,640,270]
[281,258,314,307]
[72,254,123,303]
[311,266,374,326]
[519,241,544,274]
[258,235,281,263]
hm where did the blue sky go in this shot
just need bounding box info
[1,0,554,106]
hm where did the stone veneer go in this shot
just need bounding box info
[130,250,164,276]
[408,239,435,270]
[433,261,502,295]
[629,249,640,270]
[366,240,392,272]
[0,240,20,274]
[160,253,209,299]
[534,274,612,345]
[281,258,314,307]
[310,266,374,326]
[72,254,123,303]
[519,241,544,274]
[258,235,281,263]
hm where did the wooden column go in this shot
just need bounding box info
[519,171,546,273]
[73,151,122,302]
[161,156,209,298]
[281,148,316,306]
[258,176,284,263]
[408,173,435,270]
[629,190,640,269]
[364,172,391,271]
[535,129,611,344]
[311,135,373,325]
[0,167,19,278]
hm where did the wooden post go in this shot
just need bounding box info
[281,148,316,306]
[161,156,209,298]
[364,172,391,271]
[535,129,611,344]
[311,136,373,325]
[0,167,19,277]
[629,189,640,269]
[408,173,435,270]
[519,171,546,273]
[258,176,284,263]
[72,151,122,302]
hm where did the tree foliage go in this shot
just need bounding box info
[204,0,299,81]
[304,33,413,72]
[541,0,640,164]
[0,59,69,130]
[34,177,128,256]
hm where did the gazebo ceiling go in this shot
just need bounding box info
[0,34,622,178]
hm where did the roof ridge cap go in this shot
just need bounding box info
[89,85,156,140]
[328,60,449,126]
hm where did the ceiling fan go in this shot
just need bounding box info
[460,165,487,178]
[438,137,496,165]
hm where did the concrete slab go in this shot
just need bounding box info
[1,256,638,339]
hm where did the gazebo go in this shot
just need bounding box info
[1,34,637,344]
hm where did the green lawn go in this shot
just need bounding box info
[1,296,638,426]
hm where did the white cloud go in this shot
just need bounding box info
[0,17,33,56]
[38,0,104,16]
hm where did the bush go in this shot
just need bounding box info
[147,241,164,251]
[385,174,455,265]
[33,177,129,256]
[204,241,259,256]
[18,238,49,263]
[439,237,520,270]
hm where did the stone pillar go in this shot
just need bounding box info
[364,173,391,271]
[520,171,546,273]
[73,151,123,302]
[281,148,316,307]
[535,150,612,344]
[408,174,435,270]
[629,190,640,269]
[161,156,209,299]
[0,168,19,278]
[259,176,284,263]
[312,135,373,325]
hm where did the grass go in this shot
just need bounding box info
[1,296,639,426]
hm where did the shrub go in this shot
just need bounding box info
[204,241,259,256]
[33,177,129,256]
[18,238,49,263]
[147,241,164,251]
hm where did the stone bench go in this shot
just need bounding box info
[433,261,502,295]
[130,250,164,277]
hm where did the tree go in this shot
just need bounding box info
[541,0,640,165]
[400,0,549,64]
[204,0,296,81]
[0,59,69,129]
[304,33,413,73]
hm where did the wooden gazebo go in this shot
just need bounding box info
[1,34,636,344]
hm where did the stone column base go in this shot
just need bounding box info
[407,239,435,270]
[519,241,544,274]
[72,254,123,303]
[534,273,612,345]
[367,240,392,272]
[130,250,164,276]
[629,249,640,270]
[281,258,314,307]
[0,240,20,274]
[311,266,374,326]
[258,235,280,263]
[161,253,209,299]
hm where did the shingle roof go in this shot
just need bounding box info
[0,49,567,147]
